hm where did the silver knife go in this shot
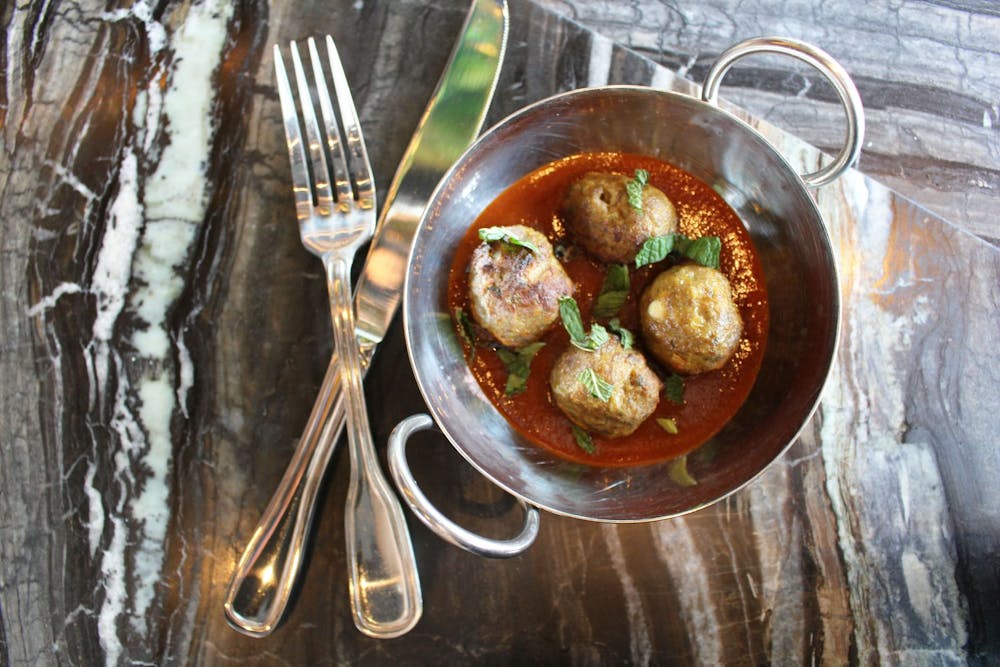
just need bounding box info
[225,0,509,637]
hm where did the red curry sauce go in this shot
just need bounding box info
[448,152,768,466]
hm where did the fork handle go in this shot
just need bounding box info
[224,350,350,636]
[327,255,423,639]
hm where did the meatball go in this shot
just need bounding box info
[561,171,678,263]
[550,338,662,438]
[639,264,742,375]
[468,225,574,347]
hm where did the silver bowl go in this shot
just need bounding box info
[388,37,864,554]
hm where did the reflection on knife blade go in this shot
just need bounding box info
[355,0,510,347]
[224,0,509,638]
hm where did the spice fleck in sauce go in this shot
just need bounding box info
[448,152,768,466]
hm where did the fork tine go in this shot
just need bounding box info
[273,45,314,222]
[307,37,353,210]
[289,40,335,216]
[325,35,375,210]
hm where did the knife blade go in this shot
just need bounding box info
[225,0,509,637]
[354,0,509,348]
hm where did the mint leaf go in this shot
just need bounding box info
[478,226,539,253]
[607,318,634,349]
[558,296,587,344]
[663,373,685,404]
[635,233,722,269]
[496,342,545,396]
[454,307,476,360]
[668,455,698,486]
[656,417,679,434]
[679,235,721,269]
[592,264,630,318]
[578,367,613,402]
[588,323,609,349]
[558,296,608,351]
[626,169,649,211]
[635,235,676,267]
[571,424,595,454]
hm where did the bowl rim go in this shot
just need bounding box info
[401,84,842,522]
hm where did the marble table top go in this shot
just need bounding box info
[537,0,1000,247]
[2,0,997,664]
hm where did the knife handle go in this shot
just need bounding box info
[224,351,352,637]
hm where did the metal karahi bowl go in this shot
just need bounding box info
[388,38,864,554]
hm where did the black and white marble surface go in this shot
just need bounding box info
[537,0,1000,247]
[2,0,998,665]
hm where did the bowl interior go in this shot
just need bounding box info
[403,86,839,521]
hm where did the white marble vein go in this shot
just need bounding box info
[747,465,807,664]
[817,173,968,663]
[586,32,613,88]
[77,0,234,660]
[601,525,651,664]
[650,519,723,665]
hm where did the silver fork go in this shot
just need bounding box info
[225,35,421,639]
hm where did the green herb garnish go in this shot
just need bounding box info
[679,236,723,268]
[626,169,649,211]
[588,324,609,348]
[571,424,595,454]
[578,367,613,402]
[558,296,587,342]
[668,455,698,487]
[478,226,539,253]
[634,233,722,269]
[592,264,630,318]
[663,373,685,404]
[454,307,477,359]
[495,342,545,396]
[634,235,672,267]
[656,417,679,434]
[558,296,609,351]
[607,318,634,349]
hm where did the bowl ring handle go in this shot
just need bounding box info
[388,414,540,558]
[700,36,866,188]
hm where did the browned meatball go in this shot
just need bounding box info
[468,225,573,347]
[550,338,662,438]
[561,171,678,263]
[639,264,742,375]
